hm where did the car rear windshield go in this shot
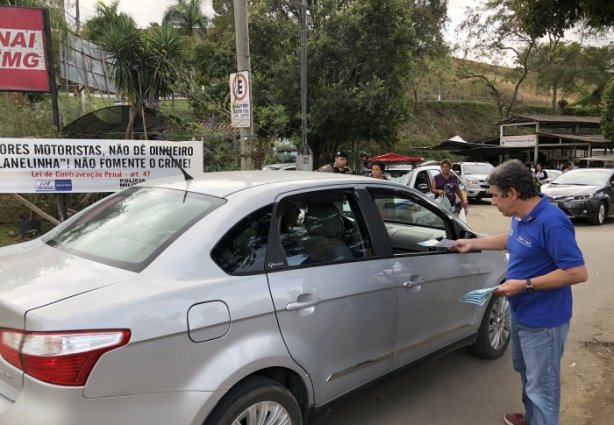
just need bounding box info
[45,187,225,271]
[551,169,611,186]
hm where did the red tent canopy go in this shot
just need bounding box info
[367,152,423,164]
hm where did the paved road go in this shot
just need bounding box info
[317,200,614,425]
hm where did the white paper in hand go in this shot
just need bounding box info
[458,208,467,223]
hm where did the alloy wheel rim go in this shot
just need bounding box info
[232,401,292,425]
[599,204,605,224]
[488,297,510,350]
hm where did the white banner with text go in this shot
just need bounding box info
[0,138,203,193]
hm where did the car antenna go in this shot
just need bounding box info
[166,153,194,181]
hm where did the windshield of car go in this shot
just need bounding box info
[395,171,414,186]
[462,163,494,174]
[549,169,611,186]
[45,187,225,271]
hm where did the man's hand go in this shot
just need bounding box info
[493,279,525,297]
[450,239,473,253]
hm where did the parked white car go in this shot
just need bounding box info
[397,164,462,198]
[452,162,494,199]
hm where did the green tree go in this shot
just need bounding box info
[601,78,614,142]
[162,0,209,38]
[82,1,134,42]
[529,42,614,112]
[409,0,450,102]
[97,16,188,139]
[529,41,578,113]
[304,0,416,163]
[456,0,557,117]
[514,0,614,38]
[192,0,416,165]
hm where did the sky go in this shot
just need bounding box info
[73,0,214,28]
[73,0,472,44]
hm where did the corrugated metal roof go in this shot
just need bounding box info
[536,132,609,144]
[498,114,601,125]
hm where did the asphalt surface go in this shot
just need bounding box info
[316,199,614,425]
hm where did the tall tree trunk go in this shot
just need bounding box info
[552,83,559,113]
[125,105,137,139]
[140,103,148,140]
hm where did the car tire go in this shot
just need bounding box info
[470,295,510,359]
[589,201,607,225]
[205,376,303,425]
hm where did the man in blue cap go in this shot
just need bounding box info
[317,150,352,173]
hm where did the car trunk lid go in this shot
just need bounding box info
[0,239,134,396]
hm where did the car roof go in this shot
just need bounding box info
[411,165,441,171]
[139,170,386,198]
[262,162,295,170]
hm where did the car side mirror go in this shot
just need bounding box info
[458,228,478,239]
[417,183,429,193]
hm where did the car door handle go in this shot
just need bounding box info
[286,298,322,311]
[403,277,425,288]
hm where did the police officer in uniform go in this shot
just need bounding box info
[317,150,352,174]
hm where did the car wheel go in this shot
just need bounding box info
[470,295,510,359]
[205,376,302,425]
[589,201,607,225]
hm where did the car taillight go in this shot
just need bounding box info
[0,329,130,386]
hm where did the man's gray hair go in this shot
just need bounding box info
[486,159,538,200]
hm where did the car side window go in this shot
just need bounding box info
[276,191,373,267]
[211,205,272,274]
[368,189,448,254]
[414,171,430,191]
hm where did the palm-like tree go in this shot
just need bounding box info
[162,0,209,38]
[98,16,187,139]
[82,0,128,42]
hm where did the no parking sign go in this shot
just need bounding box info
[229,71,251,128]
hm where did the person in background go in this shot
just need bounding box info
[317,150,352,174]
[359,154,371,175]
[562,162,574,173]
[452,159,587,425]
[534,163,548,186]
[370,161,387,180]
[431,159,468,215]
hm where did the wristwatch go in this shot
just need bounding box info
[525,278,535,292]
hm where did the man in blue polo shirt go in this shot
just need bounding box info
[453,159,587,425]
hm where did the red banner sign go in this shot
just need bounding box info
[0,7,50,92]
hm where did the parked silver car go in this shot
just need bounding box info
[0,172,509,425]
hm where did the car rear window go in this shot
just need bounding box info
[45,187,224,272]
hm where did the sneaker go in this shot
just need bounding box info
[504,413,529,425]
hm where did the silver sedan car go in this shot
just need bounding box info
[0,171,509,425]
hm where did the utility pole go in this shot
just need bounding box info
[75,0,85,114]
[233,0,255,170]
[296,0,313,171]
[300,0,308,155]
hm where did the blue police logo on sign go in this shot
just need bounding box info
[55,180,73,192]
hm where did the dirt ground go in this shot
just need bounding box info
[562,319,614,425]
